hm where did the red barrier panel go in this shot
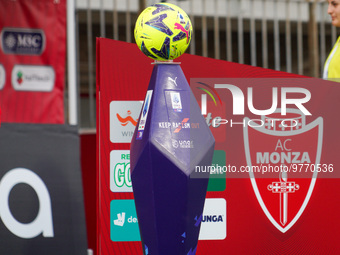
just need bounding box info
[95,38,340,255]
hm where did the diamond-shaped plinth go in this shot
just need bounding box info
[131,64,215,255]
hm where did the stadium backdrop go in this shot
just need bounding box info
[0,0,65,124]
[97,38,340,254]
[0,1,88,254]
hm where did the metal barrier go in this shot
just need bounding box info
[75,0,340,128]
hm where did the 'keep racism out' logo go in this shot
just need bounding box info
[193,79,324,233]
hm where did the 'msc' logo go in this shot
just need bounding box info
[1,28,45,55]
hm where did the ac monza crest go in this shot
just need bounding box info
[243,109,323,233]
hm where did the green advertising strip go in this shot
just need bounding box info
[207,150,226,192]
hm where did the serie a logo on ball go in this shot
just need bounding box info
[134,3,192,61]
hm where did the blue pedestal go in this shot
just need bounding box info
[130,63,215,255]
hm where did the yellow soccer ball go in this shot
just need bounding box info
[134,3,192,61]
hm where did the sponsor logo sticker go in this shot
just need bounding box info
[170,91,182,112]
[110,200,140,241]
[11,65,55,92]
[110,150,132,192]
[137,90,153,140]
[199,198,227,240]
[0,64,5,90]
[110,101,143,143]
